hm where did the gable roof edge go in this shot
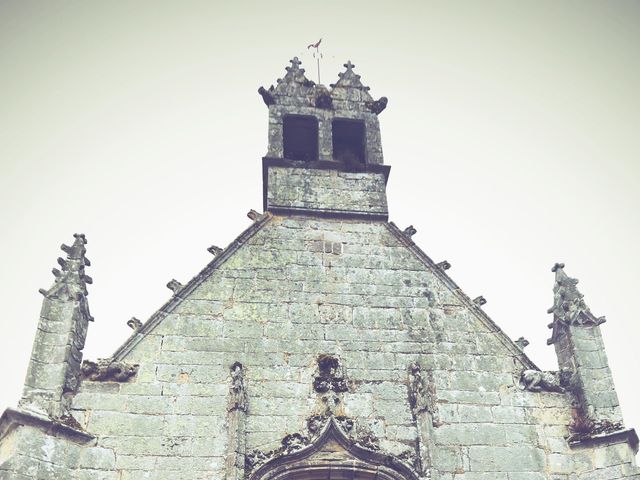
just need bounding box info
[110,213,274,362]
[384,222,538,371]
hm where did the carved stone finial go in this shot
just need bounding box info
[271,57,315,99]
[247,209,261,221]
[402,225,417,238]
[330,60,371,95]
[547,263,606,327]
[514,337,530,350]
[127,317,142,331]
[40,233,92,301]
[473,296,487,306]
[229,362,248,413]
[519,369,567,393]
[166,279,183,294]
[436,260,451,271]
[207,245,223,256]
[290,57,302,69]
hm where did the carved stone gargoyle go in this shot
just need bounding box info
[81,359,139,382]
[519,369,569,393]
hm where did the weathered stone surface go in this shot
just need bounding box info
[265,163,389,219]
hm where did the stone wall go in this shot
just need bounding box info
[265,164,389,218]
[1,216,638,479]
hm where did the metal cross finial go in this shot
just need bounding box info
[344,60,355,70]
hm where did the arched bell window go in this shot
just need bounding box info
[249,418,419,480]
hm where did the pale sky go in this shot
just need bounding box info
[1,1,639,441]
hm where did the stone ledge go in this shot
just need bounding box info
[268,206,388,221]
[262,157,391,181]
[569,428,639,454]
[0,407,95,445]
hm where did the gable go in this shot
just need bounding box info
[112,214,535,376]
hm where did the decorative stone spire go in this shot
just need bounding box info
[272,57,315,98]
[40,233,93,303]
[21,234,94,419]
[331,61,370,92]
[546,263,624,431]
[547,263,606,328]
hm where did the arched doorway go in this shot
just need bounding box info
[249,418,420,480]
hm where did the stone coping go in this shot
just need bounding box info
[262,157,391,181]
[0,407,94,445]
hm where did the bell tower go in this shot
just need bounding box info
[259,58,390,220]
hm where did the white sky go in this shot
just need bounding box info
[1,1,639,441]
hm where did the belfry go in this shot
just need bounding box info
[0,58,638,479]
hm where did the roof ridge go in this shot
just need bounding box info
[383,222,539,371]
[110,213,273,361]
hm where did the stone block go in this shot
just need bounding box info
[77,447,116,470]
[467,446,545,472]
[88,411,164,436]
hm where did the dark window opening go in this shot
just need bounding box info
[332,119,365,165]
[283,115,319,162]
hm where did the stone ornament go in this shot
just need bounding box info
[126,317,142,331]
[473,296,487,306]
[408,363,439,423]
[81,359,139,382]
[245,415,420,480]
[519,369,567,393]
[547,263,606,327]
[436,260,451,270]
[228,362,248,413]
[166,279,183,294]
[365,96,388,114]
[330,61,372,96]
[314,85,333,109]
[313,355,348,414]
[403,225,417,238]
[258,58,387,115]
[39,233,93,302]
[257,86,275,106]
[313,355,348,394]
[246,209,261,221]
[266,57,315,105]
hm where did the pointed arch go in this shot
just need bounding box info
[249,417,420,480]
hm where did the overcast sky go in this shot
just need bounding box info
[1,1,639,439]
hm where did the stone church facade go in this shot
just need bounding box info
[0,58,638,479]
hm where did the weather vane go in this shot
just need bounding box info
[307,38,322,84]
